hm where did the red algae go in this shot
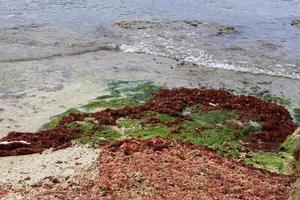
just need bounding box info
[96,138,295,200]
[148,88,297,151]
[0,128,80,156]
[0,88,297,156]
[3,138,294,200]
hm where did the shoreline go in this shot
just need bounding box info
[1,51,300,136]
[0,51,299,199]
[1,1,300,198]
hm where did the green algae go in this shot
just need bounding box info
[281,136,297,153]
[156,113,176,122]
[82,81,160,111]
[39,108,80,131]
[243,128,299,173]
[115,110,243,158]
[182,104,202,115]
[117,117,141,130]
[95,94,118,100]
[38,81,297,175]
[94,126,121,141]
[52,106,294,174]
[116,116,171,139]
[39,117,61,131]
[66,122,79,131]
[256,92,291,106]
[244,152,285,172]
[79,126,122,147]
[192,110,237,124]
[239,124,261,138]
[172,110,243,157]
[84,117,95,122]
[190,127,242,157]
[80,122,95,133]
[102,80,160,102]
[280,128,300,154]
[128,124,171,139]
[83,97,139,111]
[141,111,176,122]
[39,80,160,129]
[293,108,300,125]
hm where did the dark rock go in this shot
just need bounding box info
[291,19,300,27]
[217,25,236,35]
[183,20,202,27]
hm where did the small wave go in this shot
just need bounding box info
[116,19,300,80]
[120,43,300,80]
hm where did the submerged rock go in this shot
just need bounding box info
[183,20,202,27]
[291,19,300,27]
[115,20,163,29]
[215,25,236,35]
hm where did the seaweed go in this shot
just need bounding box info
[1,83,297,176]
[39,108,80,131]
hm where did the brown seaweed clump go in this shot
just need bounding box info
[0,88,297,156]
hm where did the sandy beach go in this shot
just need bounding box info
[1,0,300,199]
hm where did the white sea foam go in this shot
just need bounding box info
[120,43,300,80]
